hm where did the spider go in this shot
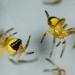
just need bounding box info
[43,58,66,75]
[0,27,34,63]
[40,10,75,58]
[43,0,62,5]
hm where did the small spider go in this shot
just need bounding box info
[41,10,75,58]
[43,0,62,5]
[0,27,34,63]
[43,58,66,75]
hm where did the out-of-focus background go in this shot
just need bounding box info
[0,0,75,75]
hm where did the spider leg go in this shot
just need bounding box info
[72,43,75,49]
[45,10,50,19]
[67,28,75,35]
[56,41,61,47]
[45,58,66,75]
[9,53,18,64]
[23,35,31,54]
[56,68,63,75]
[9,53,16,60]
[60,40,66,58]
[44,67,66,75]
[45,58,56,66]
[12,45,23,62]
[43,68,58,72]
[43,68,63,75]
[45,58,59,72]
[16,49,36,63]
[26,51,35,55]
[8,32,18,36]
[45,10,53,26]
[63,24,68,29]
[17,53,22,62]
[9,51,22,64]
[4,27,14,35]
[60,69,66,75]
[43,69,52,72]
[50,36,56,57]
[67,28,75,49]
[49,67,65,75]
[40,32,48,43]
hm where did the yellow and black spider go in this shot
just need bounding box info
[43,58,66,75]
[41,10,75,58]
[0,28,34,63]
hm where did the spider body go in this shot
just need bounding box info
[0,28,33,62]
[41,10,75,57]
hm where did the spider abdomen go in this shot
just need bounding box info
[8,38,22,53]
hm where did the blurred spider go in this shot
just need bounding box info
[0,27,34,63]
[43,58,66,75]
[41,10,75,58]
[43,0,62,5]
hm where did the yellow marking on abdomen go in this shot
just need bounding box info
[7,38,17,53]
